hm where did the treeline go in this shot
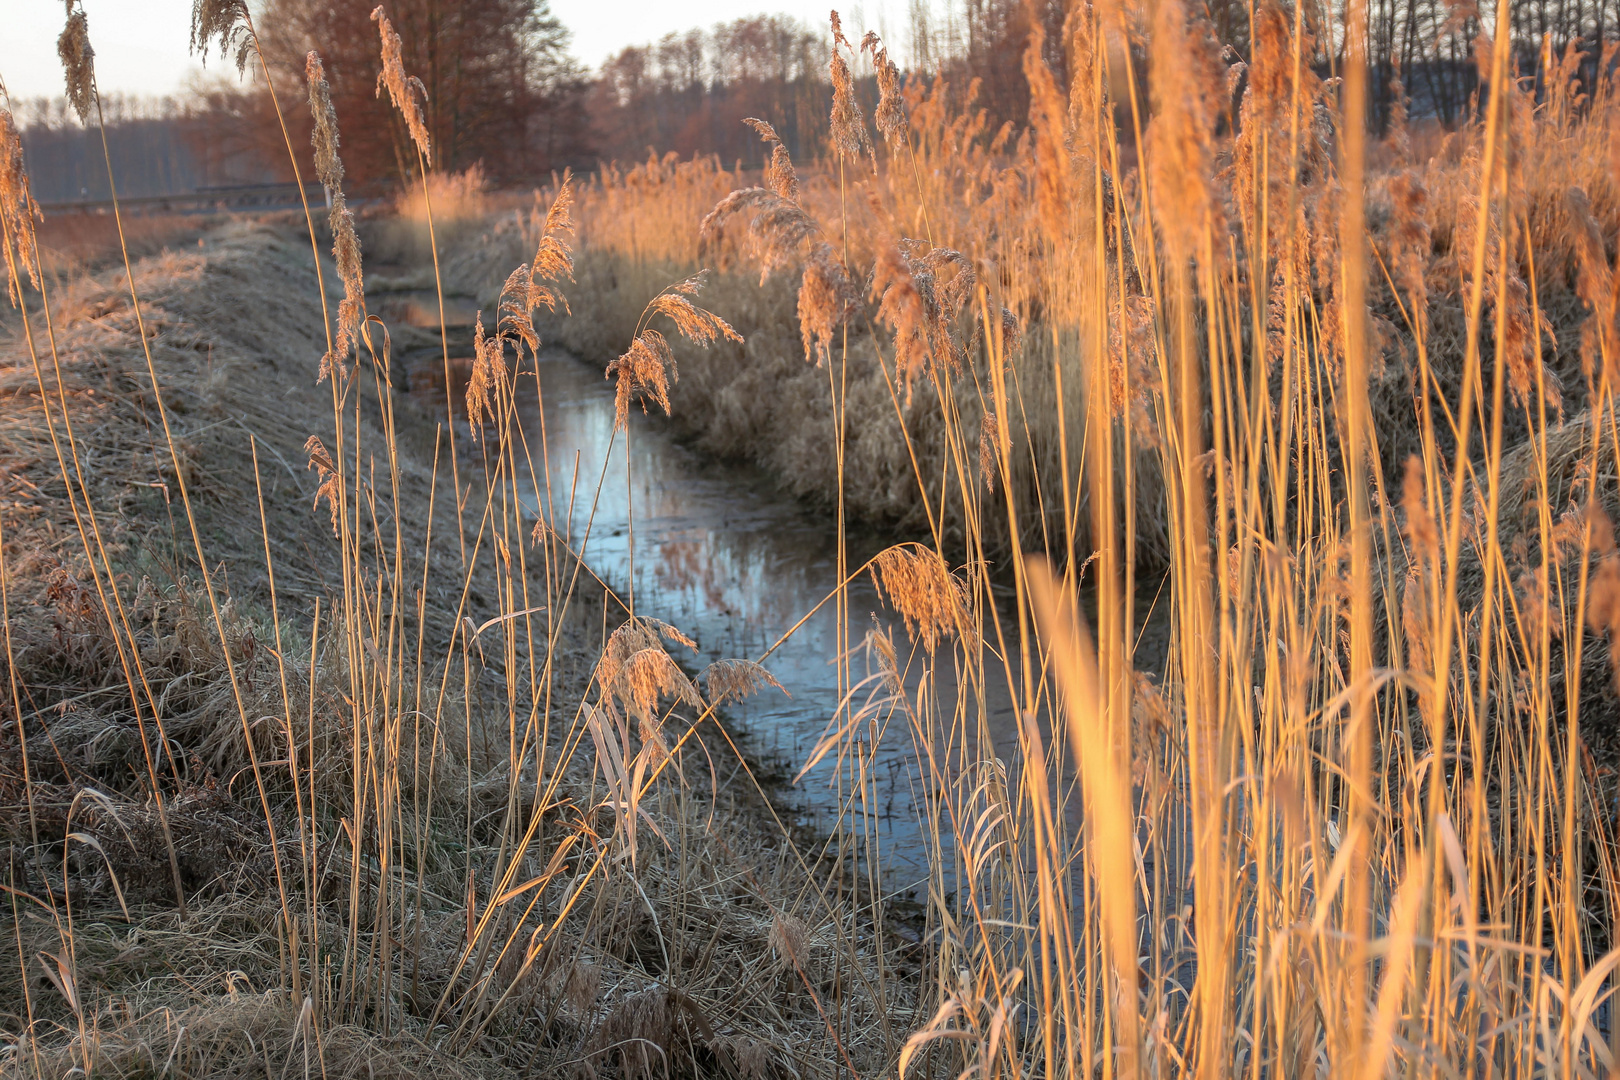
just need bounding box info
[588,16,831,166]
[14,91,286,202]
[16,0,1620,201]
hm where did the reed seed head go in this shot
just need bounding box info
[466,313,506,434]
[189,0,254,74]
[1586,507,1620,686]
[372,6,432,164]
[700,188,819,283]
[57,9,96,124]
[305,52,343,191]
[303,436,340,536]
[870,544,972,652]
[745,119,801,202]
[651,285,743,348]
[798,242,859,364]
[608,331,675,429]
[1145,0,1226,262]
[329,189,364,373]
[302,50,365,374]
[1400,456,1438,563]
[828,19,869,160]
[0,107,42,305]
[979,411,1001,493]
[532,171,576,284]
[701,659,787,706]
[768,912,808,967]
[862,33,909,148]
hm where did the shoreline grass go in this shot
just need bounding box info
[9,2,1620,1078]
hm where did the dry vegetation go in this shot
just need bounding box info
[9,0,1620,1077]
[0,12,907,1078]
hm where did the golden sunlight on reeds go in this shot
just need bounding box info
[6,0,1620,1077]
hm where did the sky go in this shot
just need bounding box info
[0,0,912,105]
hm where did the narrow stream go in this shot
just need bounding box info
[514,346,1025,889]
[379,288,1167,892]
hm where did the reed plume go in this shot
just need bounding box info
[491,174,576,356]
[0,106,41,304]
[700,125,857,363]
[798,242,860,364]
[1022,18,1073,243]
[1585,508,1620,684]
[305,52,365,374]
[979,411,1001,493]
[869,544,972,652]
[372,5,432,164]
[595,616,699,721]
[621,647,702,721]
[303,436,341,536]
[870,245,976,399]
[828,14,869,159]
[1145,0,1226,261]
[531,170,576,283]
[607,330,677,426]
[649,272,743,347]
[606,272,740,427]
[701,659,787,706]
[465,314,504,432]
[57,7,96,124]
[862,32,909,148]
[188,0,253,73]
[700,188,820,283]
[744,118,800,201]
[1567,185,1619,381]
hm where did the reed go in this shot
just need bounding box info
[8,1,1620,1077]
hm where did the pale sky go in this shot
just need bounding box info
[0,0,916,105]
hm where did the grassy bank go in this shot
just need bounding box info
[12,1,1620,1075]
[0,209,907,1076]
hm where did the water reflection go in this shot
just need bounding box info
[515,348,1016,887]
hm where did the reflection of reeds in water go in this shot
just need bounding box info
[10,0,1620,1076]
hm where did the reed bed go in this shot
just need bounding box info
[456,7,1620,1078]
[7,0,1620,1077]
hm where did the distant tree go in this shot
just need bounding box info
[587,15,830,166]
[14,87,287,201]
[256,0,590,186]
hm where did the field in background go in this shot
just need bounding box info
[8,3,1620,1080]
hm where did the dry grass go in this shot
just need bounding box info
[439,15,1620,1080]
[14,3,1620,1078]
[0,165,901,1080]
[21,209,220,283]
